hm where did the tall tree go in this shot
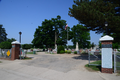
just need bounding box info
[68,0,120,43]
[32,15,67,48]
[51,15,67,47]
[71,24,90,48]
[0,25,7,43]
[32,19,54,48]
[7,38,16,43]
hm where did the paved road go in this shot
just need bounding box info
[0,52,120,80]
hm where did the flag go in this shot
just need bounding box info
[65,24,68,30]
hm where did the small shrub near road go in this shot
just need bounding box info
[74,51,77,54]
[57,45,65,54]
[67,50,71,54]
[60,50,65,53]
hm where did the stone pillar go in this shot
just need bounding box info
[99,35,114,73]
[11,41,20,60]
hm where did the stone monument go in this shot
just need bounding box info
[75,42,79,54]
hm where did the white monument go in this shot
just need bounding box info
[75,42,79,51]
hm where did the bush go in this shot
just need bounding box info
[60,50,65,53]
[67,50,71,54]
[65,50,68,53]
[0,41,12,49]
[57,45,65,53]
[65,50,71,54]
[74,51,77,54]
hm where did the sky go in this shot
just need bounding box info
[0,0,102,45]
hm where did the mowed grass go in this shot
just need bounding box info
[26,52,35,54]
[85,60,101,71]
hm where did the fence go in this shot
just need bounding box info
[0,49,12,59]
[114,50,120,73]
[88,49,101,66]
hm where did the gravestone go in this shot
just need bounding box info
[100,35,114,73]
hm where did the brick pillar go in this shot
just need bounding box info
[11,41,20,60]
[100,35,114,74]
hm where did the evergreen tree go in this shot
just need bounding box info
[0,25,7,43]
[68,0,120,43]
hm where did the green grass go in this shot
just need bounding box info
[85,64,101,71]
[26,52,35,54]
[89,60,101,65]
[85,60,101,71]
[0,61,2,63]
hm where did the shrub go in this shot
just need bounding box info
[60,50,65,53]
[57,45,65,53]
[65,50,68,53]
[67,50,71,54]
[0,41,12,49]
[74,51,77,54]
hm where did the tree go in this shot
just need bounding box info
[0,25,7,43]
[7,38,16,43]
[32,15,68,48]
[51,15,67,47]
[68,0,120,43]
[22,44,32,49]
[91,42,95,49]
[32,19,54,48]
[71,24,90,48]
[0,41,11,49]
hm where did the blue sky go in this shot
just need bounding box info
[0,0,102,45]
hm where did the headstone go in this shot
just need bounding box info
[100,35,113,74]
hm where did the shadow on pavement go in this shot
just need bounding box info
[72,54,101,61]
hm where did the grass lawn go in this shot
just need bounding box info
[0,61,2,63]
[26,52,35,54]
[85,60,101,71]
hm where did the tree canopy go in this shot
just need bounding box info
[71,24,90,48]
[32,15,68,48]
[68,0,120,43]
[0,25,7,43]
[7,38,16,43]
